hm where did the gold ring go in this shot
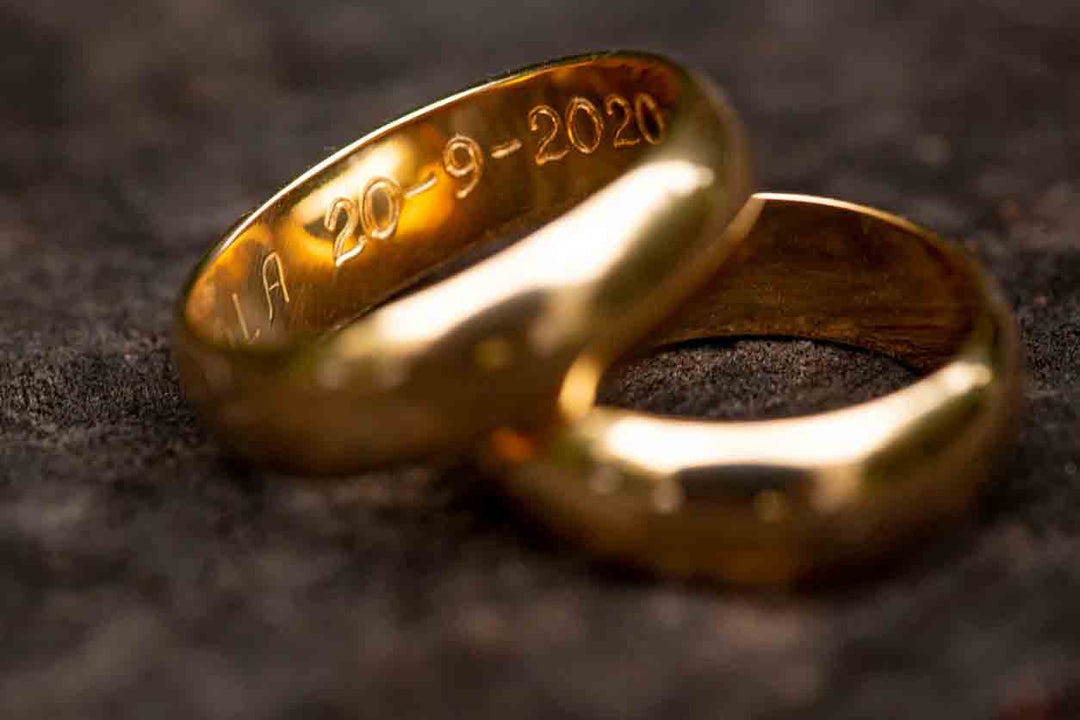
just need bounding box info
[173,52,757,472]
[491,193,1022,586]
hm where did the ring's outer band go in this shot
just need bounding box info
[173,52,757,473]
[491,193,1022,586]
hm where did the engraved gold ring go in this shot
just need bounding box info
[490,193,1021,586]
[173,52,758,472]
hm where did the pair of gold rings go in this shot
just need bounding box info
[174,52,1020,586]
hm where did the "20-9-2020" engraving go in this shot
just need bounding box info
[324,91,665,268]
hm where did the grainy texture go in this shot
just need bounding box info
[1,1,1078,718]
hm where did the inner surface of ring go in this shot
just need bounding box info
[182,55,686,348]
[637,195,981,372]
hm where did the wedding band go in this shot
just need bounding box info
[491,193,1021,585]
[173,52,757,472]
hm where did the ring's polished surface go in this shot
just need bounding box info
[492,194,1021,586]
[174,52,757,473]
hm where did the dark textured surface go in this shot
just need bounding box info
[1,1,1078,718]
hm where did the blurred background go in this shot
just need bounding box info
[1,1,1078,718]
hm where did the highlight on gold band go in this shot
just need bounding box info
[173,51,756,472]
[491,193,1021,586]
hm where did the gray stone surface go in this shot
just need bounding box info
[1,1,1078,718]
